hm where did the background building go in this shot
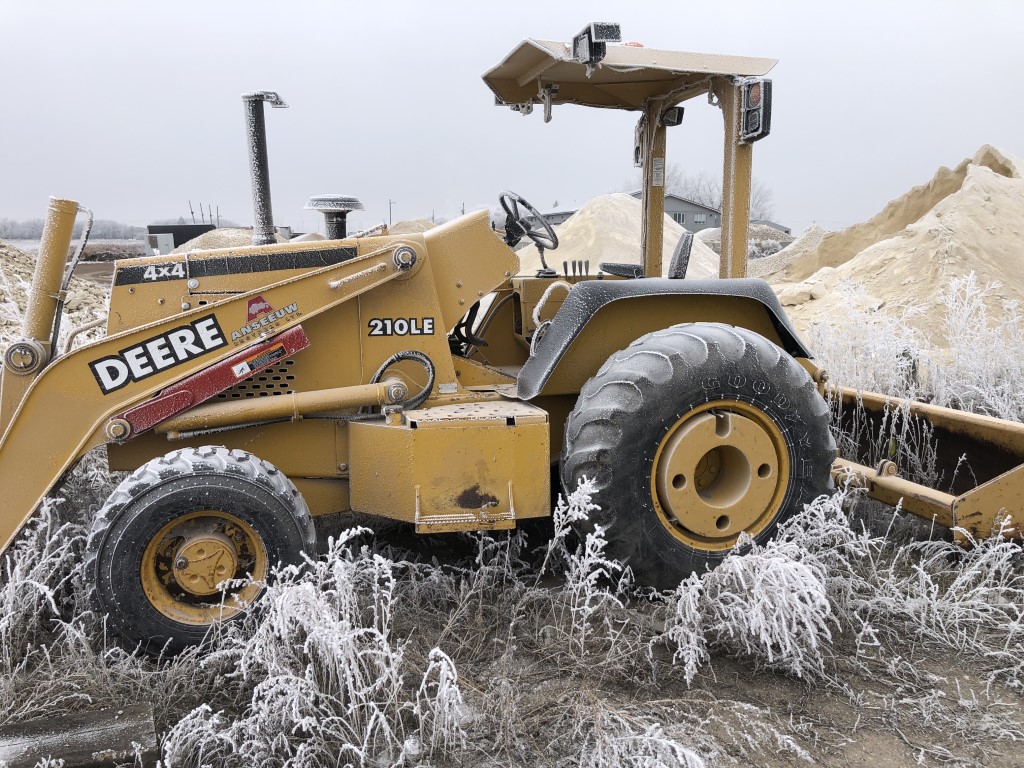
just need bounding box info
[523,192,724,233]
[627,191,721,232]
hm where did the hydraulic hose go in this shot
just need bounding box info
[369,350,435,411]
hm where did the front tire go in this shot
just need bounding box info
[561,323,834,590]
[85,446,314,653]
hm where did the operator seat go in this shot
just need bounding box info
[597,231,693,280]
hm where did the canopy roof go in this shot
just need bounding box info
[483,38,777,111]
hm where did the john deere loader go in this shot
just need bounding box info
[1,24,1021,652]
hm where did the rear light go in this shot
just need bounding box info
[738,78,772,144]
[745,81,762,109]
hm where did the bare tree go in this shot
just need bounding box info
[671,171,721,210]
[749,182,776,222]
[0,218,146,240]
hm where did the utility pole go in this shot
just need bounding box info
[188,201,196,224]
[388,199,396,226]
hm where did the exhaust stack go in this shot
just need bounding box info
[242,91,288,246]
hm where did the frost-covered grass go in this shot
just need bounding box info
[810,273,1024,501]
[932,275,1024,422]
[809,273,1024,423]
[2,468,1023,767]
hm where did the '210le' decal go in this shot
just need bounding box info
[367,317,435,336]
[89,315,228,394]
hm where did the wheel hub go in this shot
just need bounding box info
[141,510,268,626]
[654,405,786,544]
[172,533,239,596]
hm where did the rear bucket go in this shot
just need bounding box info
[832,386,1024,541]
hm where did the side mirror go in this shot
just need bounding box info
[662,106,685,127]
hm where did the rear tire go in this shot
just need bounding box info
[561,323,834,590]
[85,446,314,654]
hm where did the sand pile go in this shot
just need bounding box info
[749,225,827,279]
[517,194,719,278]
[696,223,796,255]
[172,228,288,253]
[766,145,1020,283]
[0,239,108,341]
[388,218,437,235]
[763,145,1024,341]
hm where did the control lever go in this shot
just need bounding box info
[557,259,592,282]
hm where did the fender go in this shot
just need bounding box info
[517,277,812,400]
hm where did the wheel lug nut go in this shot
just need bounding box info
[175,557,189,570]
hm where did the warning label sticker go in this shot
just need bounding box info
[231,342,288,379]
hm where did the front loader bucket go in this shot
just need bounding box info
[831,387,1024,541]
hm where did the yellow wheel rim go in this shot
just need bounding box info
[140,510,268,626]
[651,400,790,552]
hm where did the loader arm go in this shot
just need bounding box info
[0,245,412,554]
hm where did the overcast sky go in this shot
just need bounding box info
[1,1,1021,236]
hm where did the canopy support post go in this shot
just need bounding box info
[715,77,752,279]
[640,98,667,278]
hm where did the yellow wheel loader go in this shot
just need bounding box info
[1,24,1020,652]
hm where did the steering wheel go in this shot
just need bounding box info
[499,191,559,251]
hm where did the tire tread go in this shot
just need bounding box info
[561,323,835,588]
[84,446,314,653]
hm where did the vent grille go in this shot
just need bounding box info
[216,360,296,399]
